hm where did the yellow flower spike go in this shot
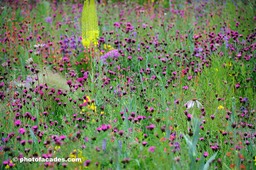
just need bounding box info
[81,0,99,48]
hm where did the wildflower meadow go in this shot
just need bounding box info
[0,0,255,169]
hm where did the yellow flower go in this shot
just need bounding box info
[84,96,91,103]
[104,44,114,51]
[227,62,232,67]
[5,165,10,169]
[218,105,224,110]
[88,103,96,112]
[69,153,76,158]
[100,111,104,115]
[54,146,60,151]
[69,149,86,164]
[83,96,97,112]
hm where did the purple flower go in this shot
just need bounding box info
[183,86,189,90]
[59,135,66,140]
[173,142,180,151]
[210,115,215,120]
[235,83,240,89]
[32,125,38,132]
[102,139,106,151]
[0,82,5,88]
[187,114,192,121]
[45,16,52,24]
[19,128,26,135]
[14,120,21,126]
[20,140,26,145]
[203,152,209,157]
[100,49,119,63]
[146,124,155,130]
[114,22,120,28]
[148,146,156,152]
[84,160,91,166]
[142,141,147,146]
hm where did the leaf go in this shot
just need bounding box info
[203,152,218,170]
[29,128,38,145]
[135,159,140,167]
[183,135,192,148]
[191,118,200,156]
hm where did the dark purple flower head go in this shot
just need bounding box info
[187,114,192,121]
[142,141,147,146]
[84,160,91,166]
[146,124,155,130]
[20,140,26,145]
[114,22,120,28]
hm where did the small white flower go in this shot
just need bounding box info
[185,99,202,109]
[26,58,33,64]
[34,44,45,48]
[185,100,194,109]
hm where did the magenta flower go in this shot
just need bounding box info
[142,141,147,146]
[187,114,192,121]
[84,160,91,166]
[114,22,120,28]
[148,146,156,153]
[146,124,155,130]
[183,86,189,90]
[14,120,21,126]
[203,152,209,157]
[19,128,26,135]
[235,83,240,89]
[20,140,26,145]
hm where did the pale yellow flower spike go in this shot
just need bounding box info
[81,0,99,48]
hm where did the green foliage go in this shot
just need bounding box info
[0,0,255,169]
[34,1,50,23]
